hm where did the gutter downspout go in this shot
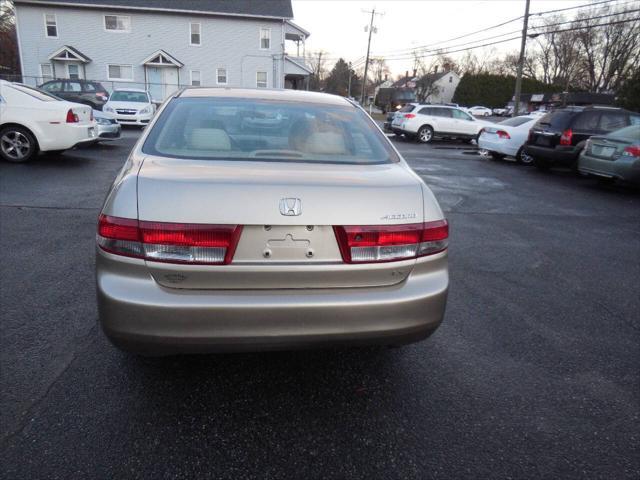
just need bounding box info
[281,19,286,88]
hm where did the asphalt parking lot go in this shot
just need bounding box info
[1,129,639,479]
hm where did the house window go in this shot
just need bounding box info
[44,14,57,37]
[190,23,201,46]
[104,15,130,32]
[449,76,453,83]
[67,64,80,80]
[256,71,267,88]
[40,64,53,81]
[260,28,271,49]
[216,68,227,85]
[107,64,133,81]
[190,70,201,86]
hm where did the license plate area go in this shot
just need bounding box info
[591,145,616,158]
[233,225,342,263]
[535,135,552,146]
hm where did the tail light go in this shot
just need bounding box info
[528,129,534,142]
[333,220,448,264]
[66,109,79,123]
[497,130,510,139]
[90,109,94,121]
[560,128,573,145]
[404,113,416,119]
[97,215,242,265]
[622,145,640,157]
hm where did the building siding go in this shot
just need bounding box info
[15,4,295,95]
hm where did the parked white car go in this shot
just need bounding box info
[0,80,96,162]
[391,105,493,143]
[467,106,492,117]
[103,89,155,126]
[492,107,508,116]
[478,115,538,164]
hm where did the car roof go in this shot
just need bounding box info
[179,87,352,106]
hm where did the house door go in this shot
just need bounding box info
[163,68,179,98]
[147,67,163,102]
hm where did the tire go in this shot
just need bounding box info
[516,147,534,165]
[490,152,505,161]
[417,125,434,144]
[484,112,490,117]
[533,157,552,171]
[0,126,38,163]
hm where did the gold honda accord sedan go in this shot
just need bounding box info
[96,88,449,354]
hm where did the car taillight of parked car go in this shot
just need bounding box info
[622,145,640,157]
[66,109,79,123]
[97,214,243,265]
[496,130,510,139]
[560,128,573,145]
[333,220,448,264]
[404,113,416,119]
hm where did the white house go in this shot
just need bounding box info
[13,0,312,100]
[394,71,461,104]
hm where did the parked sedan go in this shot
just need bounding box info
[478,115,537,164]
[93,109,121,141]
[467,106,492,117]
[492,107,507,116]
[0,81,96,162]
[39,79,109,110]
[578,124,640,185]
[96,88,449,355]
[103,89,156,126]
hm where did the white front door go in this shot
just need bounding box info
[147,67,163,102]
[66,63,83,80]
[163,68,179,98]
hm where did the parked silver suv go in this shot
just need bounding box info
[392,105,493,143]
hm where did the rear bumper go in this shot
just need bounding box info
[524,144,579,165]
[478,136,519,157]
[96,123,121,140]
[578,153,640,184]
[96,250,449,354]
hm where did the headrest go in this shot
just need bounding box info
[189,128,231,151]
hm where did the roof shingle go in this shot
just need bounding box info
[14,0,294,19]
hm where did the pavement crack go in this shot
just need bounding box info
[0,325,98,447]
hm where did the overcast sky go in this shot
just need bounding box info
[291,0,612,76]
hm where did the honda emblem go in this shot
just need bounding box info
[279,198,302,216]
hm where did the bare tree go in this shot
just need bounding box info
[411,52,441,102]
[0,0,20,76]
[573,4,640,92]
[305,50,328,91]
[369,57,390,85]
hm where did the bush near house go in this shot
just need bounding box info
[453,73,556,108]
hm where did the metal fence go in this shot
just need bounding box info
[0,74,201,102]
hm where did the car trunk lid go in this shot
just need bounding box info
[136,156,425,289]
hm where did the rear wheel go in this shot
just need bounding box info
[417,125,434,144]
[0,126,38,163]
[516,147,534,165]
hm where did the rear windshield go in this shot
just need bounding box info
[536,111,575,129]
[608,125,640,141]
[500,116,535,127]
[142,97,400,165]
[9,84,60,102]
[110,91,149,102]
[399,104,415,113]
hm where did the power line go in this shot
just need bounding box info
[376,16,639,63]
[368,0,628,59]
[529,7,640,31]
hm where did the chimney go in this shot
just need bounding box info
[434,65,438,73]
[384,73,388,81]
[413,68,417,78]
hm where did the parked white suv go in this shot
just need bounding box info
[391,105,492,143]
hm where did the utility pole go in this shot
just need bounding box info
[513,0,531,116]
[360,9,383,106]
